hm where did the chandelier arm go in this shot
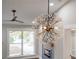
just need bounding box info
[43,32,48,42]
[53,31,58,35]
[52,20,61,26]
[50,32,54,40]
[47,32,49,40]
[38,30,45,35]
[42,32,47,42]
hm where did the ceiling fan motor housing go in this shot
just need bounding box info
[12,10,16,12]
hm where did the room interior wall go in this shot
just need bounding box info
[64,29,76,59]
[55,0,76,59]
[56,0,76,26]
[71,30,76,57]
[2,24,7,59]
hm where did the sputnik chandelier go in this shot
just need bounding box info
[32,0,63,43]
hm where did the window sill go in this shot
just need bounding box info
[8,55,39,59]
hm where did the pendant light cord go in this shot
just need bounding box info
[48,0,49,15]
[47,0,50,25]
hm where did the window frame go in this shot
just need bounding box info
[7,28,37,58]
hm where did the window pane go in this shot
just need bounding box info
[23,44,35,55]
[9,44,21,56]
[23,31,35,55]
[9,31,21,43]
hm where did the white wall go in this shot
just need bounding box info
[2,24,7,59]
[71,30,76,57]
[55,0,76,59]
[56,0,76,26]
[64,29,72,59]
[54,37,64,59]
[2,24,39,59]
[62,29,75,59]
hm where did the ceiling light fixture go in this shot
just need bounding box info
[50,3,54,6]
[32,0,63,43]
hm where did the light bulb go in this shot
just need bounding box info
[43,26,47,29]
[54,26,58,30]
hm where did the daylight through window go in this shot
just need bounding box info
[8,30,35,57]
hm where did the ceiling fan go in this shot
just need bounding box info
[7,10,24,23]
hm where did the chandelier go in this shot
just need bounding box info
[32,0,63,43]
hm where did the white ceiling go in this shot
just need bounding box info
[2,0,71,25]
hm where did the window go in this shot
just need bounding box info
[8,30,35,57]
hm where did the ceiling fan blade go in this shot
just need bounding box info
[3,20,13,22]
[15,20,24,23]
[11,16,17,21]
